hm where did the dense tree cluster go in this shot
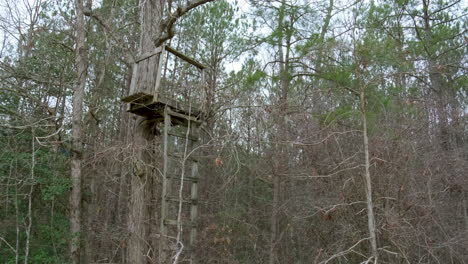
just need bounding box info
[0,0,466,263]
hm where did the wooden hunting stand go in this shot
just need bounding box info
[122,44,205,263]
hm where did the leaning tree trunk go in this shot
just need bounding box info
[70,0,87,263]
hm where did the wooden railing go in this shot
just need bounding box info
[126,44,206,107]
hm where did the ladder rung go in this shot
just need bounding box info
[169,125,199,135]
[167,108,201,123]
[164,219,197,227]
[161,246,195,252]
[168,153,199,162]
[165,196,198,205]
[167,130,198,141]
[167,174,199,182]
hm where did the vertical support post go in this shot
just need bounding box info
[190,127,199,264]
[200,69,206,114]
[200,69,205,91]
[159,105,171,263]
[127,61,140,112]
[129,62,139,95]
[153,45,166,103]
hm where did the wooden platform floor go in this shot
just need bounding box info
[122,92,203,124]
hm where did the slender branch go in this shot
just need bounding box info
[24,127,35,264]
[0,236,17,253]
[157,0,217,46]
[319,237,370,264]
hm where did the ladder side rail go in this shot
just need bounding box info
[190,161,198,251]
[159,106,171,263]
[200,68,206,115]
[189,125,199,264]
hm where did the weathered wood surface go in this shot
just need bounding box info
[165,45,206,70]
[153,46,166,102]
[135,46,163,63]
[122,92,203,123]
[127,44,206,117]
[124,25,205,264]
[159,105,200,263]
[190,157,199,262]
[121,92,153,103]
[159,107,171,262]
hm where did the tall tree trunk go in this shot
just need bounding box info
[127,0,163,259]
[270,2,290,263]
[70,0,87,262]
[360,88,378,262]
[315,0,334,70]
[421,0,451,150]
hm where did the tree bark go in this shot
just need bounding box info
[70,0,87,263]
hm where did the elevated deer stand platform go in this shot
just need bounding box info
[123,45,205,123]
[122,44,205,263]
[122,92,202,125]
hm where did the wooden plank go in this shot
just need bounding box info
[121,92,153,103]
[167,108,201,123]
[167,153,199,162]
[135,46,163,63]
[152,46,165,102]
[166,174,199,182]
[168,127,198,142]
[171,125,199,138]
[157,95,202,116]
[165,196,197,204]
[124,99,204,122]
[128,63,139,95]
[166,45,206,70]
[128,105,163,119]
[168,132,198,142]
[163,219,196,227]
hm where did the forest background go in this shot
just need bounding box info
[0,0,467,263]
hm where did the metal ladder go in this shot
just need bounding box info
[159,105,200,263]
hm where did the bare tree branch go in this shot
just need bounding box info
[156,0,217,46]
[319,237,370,264]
